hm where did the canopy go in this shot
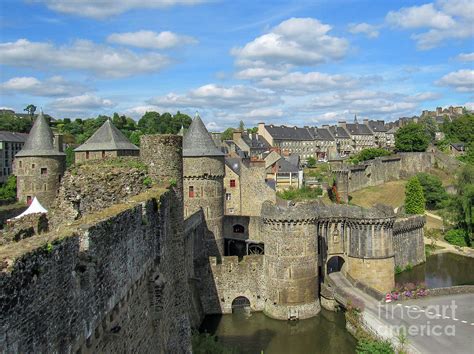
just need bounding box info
[11,197,48,220]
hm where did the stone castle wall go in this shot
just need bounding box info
[75,150,139,163]
[393,215,426,268]
[201,255,265,314]
[0,188,192,353]
[334,152,434,199]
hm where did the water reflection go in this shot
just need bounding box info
[395,253,474,288]
[200,309,356,354]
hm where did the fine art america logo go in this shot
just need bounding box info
[376,301,458,337]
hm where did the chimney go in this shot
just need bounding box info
[232,130,242,141]
[338,121,346,128]
[322,124,329,129]
[363,119,369,126]
[258,122,265,134]
[53,133,63,152]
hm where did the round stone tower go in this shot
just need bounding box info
[14,112,66,208]
[261,202,320,320]
[183,114,225,257]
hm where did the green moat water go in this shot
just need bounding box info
[200,309,357,354]
[396,252,474,288]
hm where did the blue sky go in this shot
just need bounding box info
[0,0,473,131]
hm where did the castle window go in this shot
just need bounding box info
[225,193,231,201]
[26,196,32,205]
[86,151,90,159]
[43,184,47,191]
[31,163,35,168]
[102,150,106,158]
[230,179,236,188]
[188,186,194,198]
[233,224,245,233]
[41,168,47,175]
[19,161,22,168]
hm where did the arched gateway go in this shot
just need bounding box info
[327,256,345,275]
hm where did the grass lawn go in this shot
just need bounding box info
[349,180,407,209]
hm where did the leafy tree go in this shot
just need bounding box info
[247,127,258,134]
[129,131,143,146]
[307,156,316,167]
[419,116,438,142]
[23,104,37,120]
[65,146,75,167]
[457,141,474,165]
[238,120,245,131]
[138,111,160,134]
[405,176,425,214]
[221,128,235,141]
[0,175,17,202]
[395,123,430,152]
[415,173,448,209]
[441,113,474,144]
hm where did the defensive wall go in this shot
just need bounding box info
[333,152,434,201]
[392,215,426,268]
[0,188,192,353]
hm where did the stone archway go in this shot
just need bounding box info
[327,256,345,275]
[231,296,250,313]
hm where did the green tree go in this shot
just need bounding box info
[0,112,32,132]
[23,104,37,120]
[405,176,426,214]
[395,123,430,152]
[419,116,438,142]
[441,113,474,144]
[415,172,448,209]
[65,146,75,167]
[351,148,391,163]
[0,175,17,202]
[138,111,160,134]
[307,156,316,167]
[221,128,235,141]
[238,120,245,131]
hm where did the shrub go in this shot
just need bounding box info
[142,177,153,187]
[0,175,17,202]
[356,339,395,354]
[404,177,425,214]
[444,229,471,247]
[395,265,403,274]
[277,186,323,201]
[415,173,448,209]
[192,332,236,354]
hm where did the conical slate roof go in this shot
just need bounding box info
[16,112,65,157]
[183,114,224,157]
[74,119,139,152]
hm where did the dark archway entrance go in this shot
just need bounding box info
[327,256,345,275]
[231,296,250,313]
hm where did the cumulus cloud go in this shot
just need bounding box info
[436,69,474,92]
[147,84,279,109]
[0,39,170,78]
[385,1,473,49]
[48,94,115,112]
[457,52,474,61]
[33,0,206,19]
[0,76,89,97]
[348,23,379,38]
[107,30,197,49]
[231,17,348,68]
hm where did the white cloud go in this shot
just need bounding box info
[235,67,286,80]
[0,76,89,97]
[0,39,170,78]
[257,71,359,93]
[436,69,474,92]
[247,108,283,118]
[386,3,455,29]
[457,52,474,61]
[385,1,473,49]
[231,17,348,68]
[348,23,379,38]
[34,0,206,19]
[147,84,279,109]
[107,30,197,49]
[48,94,115,112]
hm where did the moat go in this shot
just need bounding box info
[396,252,474,288]
[200,309,356,354]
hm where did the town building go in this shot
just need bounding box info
[0,131,28,184]
[74,119,139,162]
[13,112,65,208]
[231,130,271,159]
[339,116,375,152]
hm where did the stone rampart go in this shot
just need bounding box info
[0,188,192,353]
[393,215,426,268]
[334,152,434,195]
[202,255,265,314]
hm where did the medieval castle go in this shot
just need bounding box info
[1,112,427,352]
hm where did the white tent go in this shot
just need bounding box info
[11,197,48,220]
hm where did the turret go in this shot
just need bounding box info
[183,113,225,257]
[13,112,66,208]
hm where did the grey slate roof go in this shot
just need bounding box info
[345,123,373,135]
[264,125,313,141]
[183,115,224,157]
[278,157,299,173]
[74,119,139,152]
[0,131,28,143]
[308,127,335,141]
[241,133,271,149]
[329,126,350,138]
[225,158,242,175]
[16,112,65,157]
[368,120,388,132]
